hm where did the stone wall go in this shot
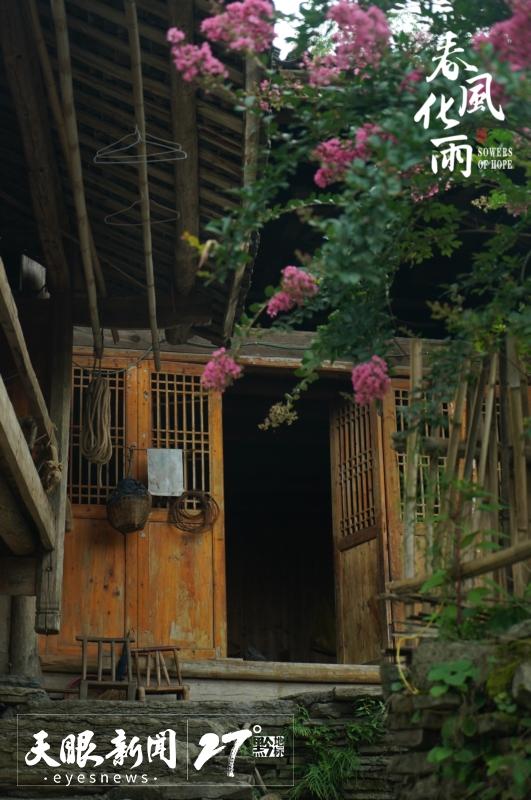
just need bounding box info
[384,622,531,800]
[0,680,400,800]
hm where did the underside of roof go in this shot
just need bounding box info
[0,0,252,345]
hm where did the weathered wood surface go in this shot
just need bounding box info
[0,557,37,596]
[0,258,58,452]
[35,296,72,634]
[40,655,381,684]
[9,596,40,676]
[0,475,35,555]
[0,374,55,550]
[0,0,69,293]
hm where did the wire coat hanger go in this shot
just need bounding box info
[94,125,187,164]
[104,197,181,226]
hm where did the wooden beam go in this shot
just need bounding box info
[0,558,37,596]
[28,0,119,347]
[0,373,55,551]
[73,294,212,329]
[0,475,36,555]
[124,0,161,370]
[0,258,57,451]
[167,0,200,296]
[388,539,531,595]
[0,1,69,293]
[222,56,261,341]
[36,295,72,634]
[50,0,102,356]
[39,655,381,684]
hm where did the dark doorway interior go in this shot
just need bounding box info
[223,372,337,663]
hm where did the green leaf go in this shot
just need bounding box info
[427,746,453,764]
[421,569,447,593]
[430,684,448,697]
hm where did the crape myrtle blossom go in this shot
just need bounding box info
[305,1,391,87]
[473,0,531,74]
[167,29,228,82]
[201,348,242,392]
[313,124,386,188]
[201,0,274,53]
[351,356,391,405]
[266,266,319,318]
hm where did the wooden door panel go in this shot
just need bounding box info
[330,398,384,663]
[41,517,126,658]
[339,538,382,663]
[137,522,214,652]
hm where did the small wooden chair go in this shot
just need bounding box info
[76,635,137,701]
[131,645,189,702]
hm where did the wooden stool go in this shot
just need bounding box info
[76,635,137,700]
[131,645,189,702]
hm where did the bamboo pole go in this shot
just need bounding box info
[124,0,161,370]
[49,0,102,357]
[388,538,531,595]
[28,0,119,345]
[499,342,516,589]
[403,339,422,578]
[506,337,529,595]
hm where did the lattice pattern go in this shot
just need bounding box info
[394,389,449,520]
[151,372,210,508]
[335,401,376,537]
[69,367,126,504]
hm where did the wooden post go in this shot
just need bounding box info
[35,295,73,634]
[166,0,199,332]
[124,0,161,370]
[403,340,422,578]
[10,597,40,677]
[223,56,261,340]
[50,0,102,357]
[0,597,11,672]
[28,0,119,346]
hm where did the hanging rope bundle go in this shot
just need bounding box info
[81,371,112,484]
[169,491,219,533]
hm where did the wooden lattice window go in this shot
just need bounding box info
[150,371,210,507]
[394,388,449,520]
[69,366,126,504]
[335,400,376,539]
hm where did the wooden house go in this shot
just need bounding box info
[1,1,529,702]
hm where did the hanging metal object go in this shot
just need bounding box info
[147,448,184,497]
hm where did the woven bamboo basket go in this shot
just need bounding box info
[107,479,151,534]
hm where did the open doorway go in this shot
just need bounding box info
[223,371,337,663]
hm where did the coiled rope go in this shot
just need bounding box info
[81,371,112,485]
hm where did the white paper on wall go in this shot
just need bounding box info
[147,448,184,496]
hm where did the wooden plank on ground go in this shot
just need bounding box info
[0,258,57,450]
[0,373,55,551]
[40,655,381,684]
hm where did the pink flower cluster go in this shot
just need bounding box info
[473,0,531,73]
[313,124,384,187]
[167,28,228,82]
[351,355,390,405]
[400,68,424,93]
[258,78,283,111]
[201,0,274,53]
[305,1,390,86]
[201,348,242,392]
[266,266,319,318]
